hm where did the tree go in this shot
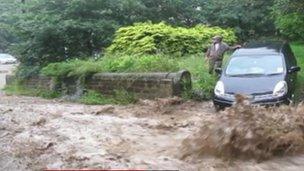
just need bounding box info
[13,0,122,66]
[12,0,207,67]
[273,0,304,40]
[198,0,276,40]
[0,0,22,52]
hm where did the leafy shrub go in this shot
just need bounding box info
[275,13,304,40]
[178,54,218,99]
[79,90,114,105]
[106,22,237,56]
[41,55,179,79]
[79,90,137,105]
[15,65,41,80]
[112,90,138,105]
[291,42,304,101]
[41,59,104,79]
[42,54,215,100]
[4,81,60,99]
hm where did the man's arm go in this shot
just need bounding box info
[222,42,241,51]
[229,45,242,50]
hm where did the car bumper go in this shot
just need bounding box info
[213,95,289,107]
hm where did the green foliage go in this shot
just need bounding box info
[11,0,207,67]
[273,0,304,40]
[79,90,114,105]
[12,0,120,66]
[275,13,304,40]
[79,90,137,105]
[4,80,60,99]
[41,59,103,79]
[15,65,41,80]
[41,55,179,79]
[291,42,304,102]
[201,0,276,40]
[178,54,217,99]
[112,90,138,105]
[107,22,237,56]
[42,53,216,100]
[0,0,21,52]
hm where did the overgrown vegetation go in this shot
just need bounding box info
[291,42,304,101]
[41,55,179,79]
[4,81,60,99]
[79,90,137,105]
[273,0,304,41]
[107,22,236,56]
[40,53,216,100]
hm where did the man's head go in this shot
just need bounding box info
[212,35,223,44]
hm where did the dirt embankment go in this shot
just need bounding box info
[2,94,304,170]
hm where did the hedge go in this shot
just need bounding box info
[106,22,237,56]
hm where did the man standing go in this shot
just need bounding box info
[205,36,241,74]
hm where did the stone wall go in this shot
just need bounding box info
[86,70,191,99]
[6,70,192,99]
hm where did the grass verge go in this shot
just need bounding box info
[291,42,304,102]
[79,90,137,105]
[4,81,60,99]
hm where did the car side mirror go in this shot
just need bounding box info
[215,68,222,74]
[288,66,301,74]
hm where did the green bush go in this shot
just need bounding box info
[4,81,60,99]
[79,90,114,105]
[41,59,104,79]
[106,22,237,56]
[15,65,41,80]
[41,53,217,100]
[79,90,137,105]
[178,54,217,99]
[291,42,304,102]
[275,13,304,41]
[41,55,179,79]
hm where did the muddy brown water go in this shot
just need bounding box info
[1,95,304,171]
[1,65,304,170]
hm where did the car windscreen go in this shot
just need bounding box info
[225,55,284,76]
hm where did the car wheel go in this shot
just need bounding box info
[214,104,225,112]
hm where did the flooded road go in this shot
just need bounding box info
[1,95,304,170]
[1,64,304,170]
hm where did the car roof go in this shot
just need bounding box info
[232,41,286,57]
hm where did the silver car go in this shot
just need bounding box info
[0,54,17,64]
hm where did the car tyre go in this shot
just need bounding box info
[214,104,225,112]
